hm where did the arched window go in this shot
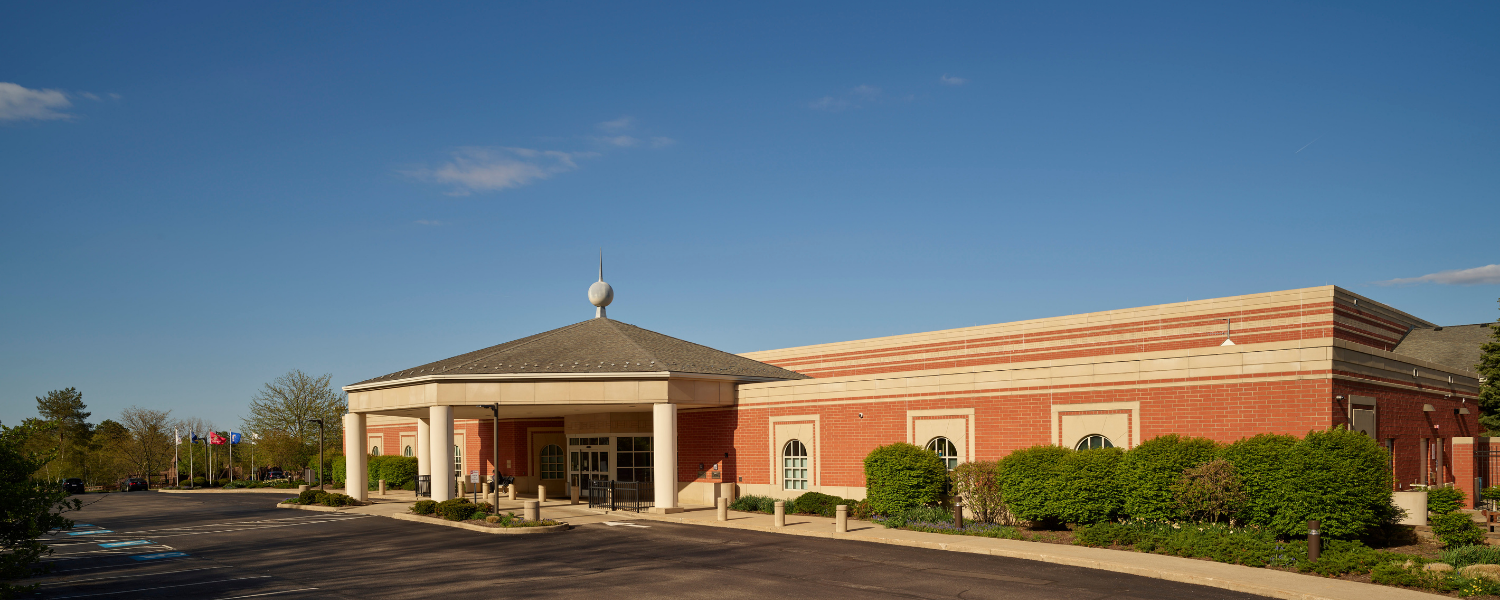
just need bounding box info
[782,440,808,490]
[370,445,380,456]
[540,444,564,480]
[453,444,463,477]
[403,445,413,457]
[1075,434,1114,450]
[926,437,959,470]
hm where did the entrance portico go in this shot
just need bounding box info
[341,276,808,506]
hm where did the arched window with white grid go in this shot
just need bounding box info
[782,440,808,490]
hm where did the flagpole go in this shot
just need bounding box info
[174,429,180,487]
[189,433,195,489]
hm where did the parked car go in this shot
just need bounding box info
[62,478,85,494]
[267,470,283,480]
[120,477,148,492]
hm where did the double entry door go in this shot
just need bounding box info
[569,436,610,490]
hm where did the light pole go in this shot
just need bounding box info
[488,403,499,496]
[307,419,325,491]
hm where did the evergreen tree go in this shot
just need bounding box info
[34,388,90,469]
[1478,298,1500,434]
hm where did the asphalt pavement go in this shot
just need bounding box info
[29,491,1270,599]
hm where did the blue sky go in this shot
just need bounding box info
[2,2,1496,428]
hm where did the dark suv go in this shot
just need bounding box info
[62,478,85,494]
[120,477,148,492]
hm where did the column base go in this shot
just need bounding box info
[650,506,685,514]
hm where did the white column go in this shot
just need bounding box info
[416,417,431,481]
[430,406,453,501]
[345,412,367,502]
[652,403,680,512]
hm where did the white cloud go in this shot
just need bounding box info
[851,84,881,97]
[598,116,633,132]
[404,147,595,196]
[414,220,443,226]
[809,96,850,111]
[79,92,101,101]
[940,74,968,85]
[1376,264,1500,286]
[0,82,73,121]
[108,93,121,100]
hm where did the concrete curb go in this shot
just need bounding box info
[592,509,1436,600]
[387,512,570,535]
[276,503,361,513]
[159,488,303,494]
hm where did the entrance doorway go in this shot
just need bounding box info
[569,436,610,490]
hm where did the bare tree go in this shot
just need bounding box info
[118,407,174,484]
[244,370,346,450]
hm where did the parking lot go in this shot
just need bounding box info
[32,491,1268,599]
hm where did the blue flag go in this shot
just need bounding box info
[229,432,241,444]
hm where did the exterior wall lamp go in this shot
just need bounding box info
[1422,404,1436,412]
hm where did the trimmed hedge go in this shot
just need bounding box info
[1218,433,1298,526]
[729,495,777,514]
[1431,512,1486,548]
[1428,486,1466,515]
[996,445,1070,526]
[376,456,419,489]
[1270,427,1396,538]
[1051,447,1123,525]
[435,498,478,521]
[411,500,437,515]
[863,443,947,516]
[1119,434,1218,521]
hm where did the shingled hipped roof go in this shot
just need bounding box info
[1393,323,1494,374]
[353,318,810,386]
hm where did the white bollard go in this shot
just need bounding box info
[379,479,386,496]
[539,484,547,504]
[298,484,309,494]
[488,489,499,509]
[508,484,517,501]
[774,501,785,528]
[717,497,728,521]
[571,483,580,505]
[835,505,848,533]
[524,500,539,522]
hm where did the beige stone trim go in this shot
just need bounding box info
[906,409,974,465]
[769,414,820,495]
[1050,401,1141,449]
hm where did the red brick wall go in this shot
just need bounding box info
[1331,380,1479,489]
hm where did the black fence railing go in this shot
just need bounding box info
[586,480,654,512]
[416,475,431,498]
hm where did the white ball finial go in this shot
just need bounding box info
[588,250,613,318]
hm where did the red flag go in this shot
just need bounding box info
[210,431,227,445]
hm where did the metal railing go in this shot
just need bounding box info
[586,480,654,512]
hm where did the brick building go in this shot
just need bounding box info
[342,283,1489,510]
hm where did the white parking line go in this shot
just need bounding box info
[49,575,272,599]
[214,589,319,599]
[37,566,226,586]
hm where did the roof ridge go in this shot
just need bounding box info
[596,319,665,367]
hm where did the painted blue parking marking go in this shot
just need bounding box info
[99,540,153,548]
[73,524,94,527]
[130,552,187,561]
[67,530,113,536]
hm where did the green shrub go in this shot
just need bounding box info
[1172,459,1248,524]
[791,492,851,518]
[1119,435,1219,521]
[1218,433,1296,526]
[319,492,355,507]
[411,500,437,515]
[1270,427,1397,538]
[995,445,1070,526]
[475,502,494,515]
[950,461,1007,524]
[436,498,477,521]
[880,505,955,528]
[297,489,326,505]
[1052,447,1123,525]
[1484,486,1500,501]
[1428,486,1466,515]
[191,477,208,487]
[378,456,419,488]
[863,443,947,516]
[1431,512,1486,548]
[729,495,777,513]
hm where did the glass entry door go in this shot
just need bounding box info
[569,436,610,490]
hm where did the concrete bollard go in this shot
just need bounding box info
[774,501,785,528]
[571,483,580,505]
[539,484,547,504]
[378,480,386,496]
[524,500,539,522]
[717,497,728,521]
[508,485,517,501]
[836,505,848,533]
[298,485,309,494]
[488,489,499,509]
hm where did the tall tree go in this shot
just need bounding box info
[0,420,81,597]
[244,370,346,451]
[1478,298,1500,434]
[118,407,174,485]
[84,420,131,487]
[34,388,89,470]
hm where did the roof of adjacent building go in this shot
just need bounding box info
[1393,323,1495,373]
[353,318,811,385]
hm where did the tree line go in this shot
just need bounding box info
[10,370,348,487]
